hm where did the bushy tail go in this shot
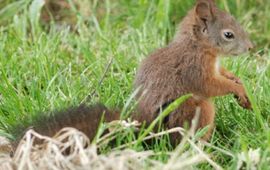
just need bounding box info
[13,104,120,147]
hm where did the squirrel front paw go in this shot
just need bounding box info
[225,75,242,84]
[234,93,252,110]
[231,77,242,84]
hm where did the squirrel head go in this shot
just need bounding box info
[179,0,253,56]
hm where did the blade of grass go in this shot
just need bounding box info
[0,0,29,24]
[243,80,265,129]
[135,94,192,146]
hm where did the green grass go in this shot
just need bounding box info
[0,0,269,169]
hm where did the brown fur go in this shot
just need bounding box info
[134,0,253,142]
[31,104,119,139]
[12,0,253,149]
[12,104,119,149]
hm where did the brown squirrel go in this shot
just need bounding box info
[134,0,253,143]
[11,0,253,148]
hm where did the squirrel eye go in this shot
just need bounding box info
[223,30,235,40]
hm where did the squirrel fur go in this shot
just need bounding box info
[12,0,253,147]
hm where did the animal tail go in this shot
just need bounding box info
[12,104,120,147]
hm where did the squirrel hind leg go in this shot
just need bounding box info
[167,98,215,145]
[197,100,215,141]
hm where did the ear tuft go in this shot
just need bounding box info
[195,0,213,21]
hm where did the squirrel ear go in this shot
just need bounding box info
[195,0,214,21]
